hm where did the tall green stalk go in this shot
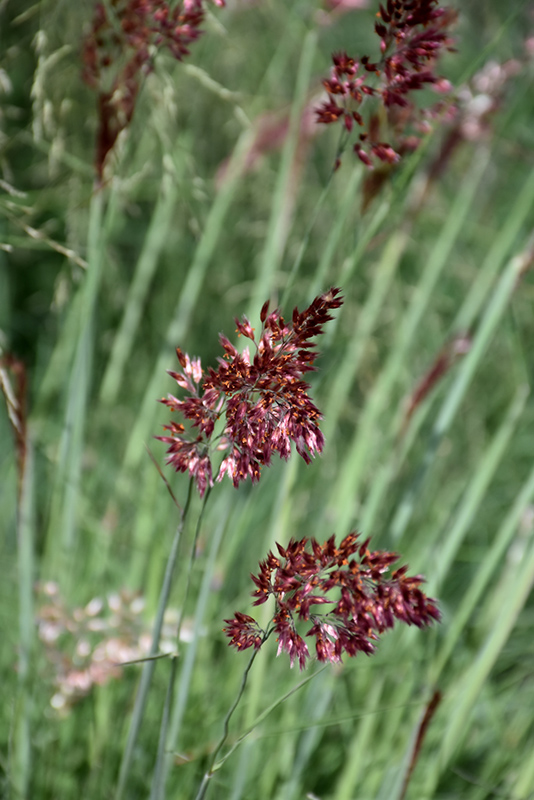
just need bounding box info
[115,480,193,800]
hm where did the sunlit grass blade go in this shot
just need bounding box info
[431,461,534,686]
[43,188,106,562]
[100,161,180,405]
[434,523,534,779]
[376,676,431,800]
[390,237,534,542]
[272,670,336,800]
[328,148,490,533]
[360,169,534,539]
[332,677,385,800]
[454,165,534,333]
[322,228,407,443]
[302,165,362,303]
[512,734,534,798]
[434,240,533,442]
[248,29,317,314]
[428,385,528,594]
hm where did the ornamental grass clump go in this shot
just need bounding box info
[7,0,532,797]
[154,292,440,799]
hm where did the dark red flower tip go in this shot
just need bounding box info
[225,531,440,669]
[158,289,343,495]
[316,0,456,169]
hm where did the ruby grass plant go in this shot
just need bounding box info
[3,1,534,799]
[148,290,440,799]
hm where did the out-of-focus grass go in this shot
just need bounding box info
[1,1,534,799]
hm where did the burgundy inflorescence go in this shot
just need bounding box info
[224,532,440,669]
[82,0,225,180]
[157,288,343,497]
[316,0,456,167]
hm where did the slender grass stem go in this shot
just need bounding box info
[194,630,273,800]
[248,29,317,315]
[115,479,193,800]
[148,487,212,800]
[99,164,180,405]
[149,655,178,800]
[13,441,34,800]
[162,500,230,791]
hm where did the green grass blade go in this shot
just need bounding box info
[432,461,534,685]
[454,165,534,333]
[273,670,336,800]
[248,28,317,314]
[438,526,534,769]
[322,228,407,444]
[162,500,230,792]
[512,734,534,798]
[43,188,105,559]
[12,442,34,800]
[435,242,533,440]
[329,149,490,533]
[390,238,534,542]
[305,166,362,301]
[333,677,385,800]
[216,667,328,773]
[100,161,180,405]
[428,385,528,593]
[117,128,254,484]
[115,482,192,800]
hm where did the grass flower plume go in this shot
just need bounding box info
[158,288,343,496]
[224,532,440,669]
[316,0,456,167]
[82,0,225,179]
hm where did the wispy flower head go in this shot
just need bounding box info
[82,0,225,180]
[316,0,456,167]
[157,288,343,496]
[36,583,179,714]
[224,532,440,669]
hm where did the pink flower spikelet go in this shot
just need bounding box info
[36,583,179,714]
[316,0,456,167]
[157,288,343,496]
[224,532,440,669]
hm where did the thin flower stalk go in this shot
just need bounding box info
[116,479,193,800]
[157,288,343,496]
[149,486,213,800]
[194,634,270,800]
[224,532,440,669]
